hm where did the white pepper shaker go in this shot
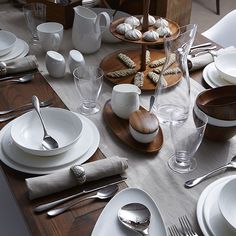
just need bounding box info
[68,50,85,75]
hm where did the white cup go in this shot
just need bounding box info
[37,22,63,52]
[68,50,85,74]
[45,51,65,78]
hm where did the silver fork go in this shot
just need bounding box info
[179,216,198,236]
[168,225,183,236]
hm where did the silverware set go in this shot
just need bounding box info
[169,215,198,236]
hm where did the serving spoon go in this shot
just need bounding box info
[47,185,118,217]
[32,95,59,150]
[118,203,151,236]
[185,155,236,188]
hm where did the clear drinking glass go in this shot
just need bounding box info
[168,109,208,173]
[153,24,197,125]
[23,2,46,45]
[73,65,103,115]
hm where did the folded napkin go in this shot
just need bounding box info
[188,46,236,71]
[25,156,128,200]
[0,55,38,76]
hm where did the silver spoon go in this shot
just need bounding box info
[0,74,33,83]
[47,185,118,217]
[185,155,236,188]
[118,203,151,236]
[32,95,59,150]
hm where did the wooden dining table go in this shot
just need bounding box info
[0,3,236,236]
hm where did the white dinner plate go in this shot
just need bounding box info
[0,113,100,174]
[2,114,92,169]
[0,38,29,62]
[203,63,232,88]
[203,179,236,236]
[196,175,236,236]
[92,188,167,236]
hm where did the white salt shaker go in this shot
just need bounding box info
[45,51,66,78]
[68,50,85,74]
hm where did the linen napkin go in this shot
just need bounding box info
[188,46,236,71]
[25,156,128,200]
[0,55,38,76]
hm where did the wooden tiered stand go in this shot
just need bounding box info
[100,0,181,91]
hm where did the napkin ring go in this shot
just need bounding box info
[0,62,7,76]
[70,165,86,184]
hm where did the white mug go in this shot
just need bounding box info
[45,51,65,78]
[68,50,85,74]
[37,22,63,52]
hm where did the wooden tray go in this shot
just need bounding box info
[110,16,180,45]
[100,48,182,91]
[103,100,163,153]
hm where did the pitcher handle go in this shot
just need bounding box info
[95,12,110,33]
[51,33,61,51]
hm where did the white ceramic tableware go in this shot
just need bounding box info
[10,108,83,156]
[215,52,236,84]
[92,188,167,236]
[111,84,141,119]
[91,8,130,43]
[45,51,66,78]
[0,113,100,174]
[218,178,236,231]
[68,50,85,74]
[72,6,110,54]
[37,22,64,52]
[0,30,17,56]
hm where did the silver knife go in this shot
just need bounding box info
[34,177,127,213]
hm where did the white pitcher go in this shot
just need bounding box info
[72,6,110,54]
[111,84,141,119]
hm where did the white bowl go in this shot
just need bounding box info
[11,107,83,156]
[215,52,236,84]
[0,30,17,56]
[218,178,236,231]
[91,7,130,43]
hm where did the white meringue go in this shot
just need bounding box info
[116,23,132,35]
[156,26,171,37]
[140,14,156,26]
[125,28,142,41]
[154,17,169,28]
[124,16,140,28]
[143,30,159,42]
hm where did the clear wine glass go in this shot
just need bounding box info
[153,24,197,125]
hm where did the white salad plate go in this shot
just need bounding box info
[92,188,167,236]
[0,113,100,174]
[197,175,236,236]
[11,108,83,156]
[0,38,29,62]
[203,62,232,88]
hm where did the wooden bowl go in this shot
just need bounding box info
[196,85,236,120]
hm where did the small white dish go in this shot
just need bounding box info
[91,8,130,43]
[68,49,85,74]
[45,51,66,78]
[11,108,82,156]
[215,52,236,85]
[0,30,17,56]
[0,113,100,174]
[218,178,236,231]
[197,175,236,236]
[92,188,167,236]
[0,38,29,62]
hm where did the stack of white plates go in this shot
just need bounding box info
[197,175,236,236]
[0,37,29,62]
[0,108,100,174]
[203,62,233,88]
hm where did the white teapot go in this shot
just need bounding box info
[72,6,110,54]
[111,84,141,119]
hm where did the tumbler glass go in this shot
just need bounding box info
[74,65,103,115]
[23,2,46,45]
[168,109,208,173]
[153,24,197,125]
